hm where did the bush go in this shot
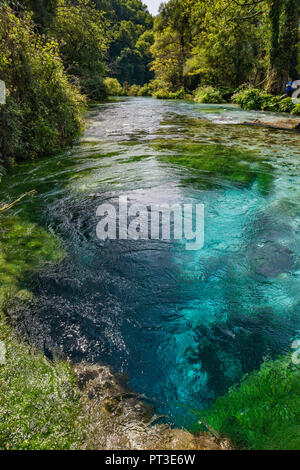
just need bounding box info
[138,84,151,96]
[232,88,265,110]
[154,87,186,100]
[194,86,225,104]
[260,94,281,112]
[153,88,172,99]
[232,87,298,114]
[80,74,106,101]
[128,84,142,96]
[291,104,300,115]
[0,5,85,165]
[0,97,23,168]
[104,77,123,96]
[201,356,300,450]
[278,97,295,113]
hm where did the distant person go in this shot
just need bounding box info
[286,79,296,98]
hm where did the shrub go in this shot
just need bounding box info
[138,84,151,96]
[128,84,142,96]
[0,97,23,168]
[278,97,295,113]
[260,94,281,112]
[232,87,297,114]
[153,88,172,99]
[104,77,123,96]
[194,86,225,104]
[232,88,264,110]
[169,88,186,99]
[201,356,300,450]
[0,5,85,165]
[291,104,300,115]
[80,74,107,101]
[147,79,162,95]
[154,87,186,100]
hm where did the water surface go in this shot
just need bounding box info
[1,98,300,428]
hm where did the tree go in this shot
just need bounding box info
[0,3,84,165]
[151,0,194,90]
[267,0,300,93]
[51,0,109,99]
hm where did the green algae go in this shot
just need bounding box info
[153,140,274,191]
[0,215,66,304]
[0,213,83,450]
[195,356,300,450]
[0,316,82,450]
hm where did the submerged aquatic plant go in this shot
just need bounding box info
[153,140,273,192]
[199,356,300,450]
[0,318,81,450]
[0,212,81,450]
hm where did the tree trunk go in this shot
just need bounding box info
[267,0,283,94]
[267,0,300,94]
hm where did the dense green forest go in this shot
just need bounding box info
[1,0,300,170]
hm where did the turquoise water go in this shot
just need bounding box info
[1,98,300,428]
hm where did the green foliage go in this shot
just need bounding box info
[150,0,300,98]
[267,0,300,94]
[151,0,268,93]
[151,0,193,91]
[104,77,123,96]
[126,84,140,96]
[232,88,266,110]
[194,86,224,104]
[0,98,23,168]
[51,0,108,100]
[278,97,295,113]
[0,4,85,166]
[137,83,151,96]
[20,0,58,30]
[153,87,186,100]
[0,327,81,450]
[104,0,154,85]
[291,104,300,115]
[232,87,298,113]
[201,356,300,450]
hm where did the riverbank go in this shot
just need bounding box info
[0,306,232,450]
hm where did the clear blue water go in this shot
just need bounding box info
[1,98,300,428]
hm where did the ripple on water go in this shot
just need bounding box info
[1,98,300,428]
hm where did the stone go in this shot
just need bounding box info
[74,363,233,451]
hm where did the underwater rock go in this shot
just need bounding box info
[248,242,296,278]
[74,364,232,450]
[244,119,300,131]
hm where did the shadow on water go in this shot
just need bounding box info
[1,98,300,428]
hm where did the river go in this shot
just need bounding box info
[1,97,300,428]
